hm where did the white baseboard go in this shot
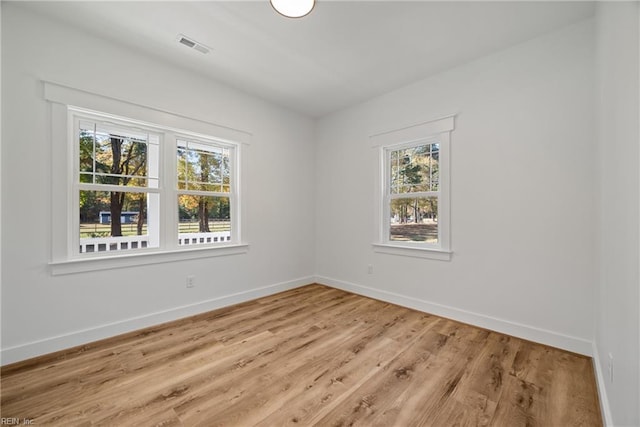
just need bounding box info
[315,275,593,356]
[1,276,313,366]
[591,342,614,426]
[2,274,594,362]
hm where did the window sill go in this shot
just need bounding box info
[49,244,249,276]
[372,243,452,261]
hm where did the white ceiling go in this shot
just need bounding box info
[17,1,595,117]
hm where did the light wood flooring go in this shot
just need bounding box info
[1,284,602,426]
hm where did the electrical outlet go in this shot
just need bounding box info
[186,275,195,288]
[367,264,373,274]
[608,353,614,383]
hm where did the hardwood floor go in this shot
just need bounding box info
[1,284,602,426]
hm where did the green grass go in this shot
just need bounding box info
[80,221,230,238]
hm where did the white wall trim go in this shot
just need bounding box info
[372,115,454,255]
[592,342,614,426]
[49,244,250,276]
[43,81,252,145]
[0,276,313,366]
[372,243,452,261]
[369,113,456,146]
[315,275,593,356]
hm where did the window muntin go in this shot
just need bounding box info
[78,120,159,187]
[390,143,439,194]
[176,139,234,246]
[71,110,239,258]
[76,118,160,254]
[177,140,231,192]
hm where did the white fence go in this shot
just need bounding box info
[80,231,231,253]
[178,231,231,246]
[80,235,149,253]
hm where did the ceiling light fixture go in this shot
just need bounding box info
[270,0,315,18]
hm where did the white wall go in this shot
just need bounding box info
[595,3,640,426]
[0,1,3,366]
[0,4,316,364]
[3,5,638,424]
[315,20,597,355]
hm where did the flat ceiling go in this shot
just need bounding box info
[15,1,595,117]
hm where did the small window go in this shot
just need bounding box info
[387,141,440,245]
[177,139,234,246]
[372,115,454,259]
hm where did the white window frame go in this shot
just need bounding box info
[175,137,237,246]
[45,82,250,275]
[72,113,163,256]
[371,115,454,261]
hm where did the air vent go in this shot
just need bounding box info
[179,37,196,48]
[177,34,210,54]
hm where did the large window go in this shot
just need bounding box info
[71,109,240,258]
[46,82,249,274]
[372,115,454,260]
[76,118,160,253]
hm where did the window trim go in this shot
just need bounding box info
[49,244,249,276]
[72,113,163,257]
[371,115,455,261]
[44,81,250,275]
[176,137,237,247]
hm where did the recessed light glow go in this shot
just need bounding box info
[270,0,315,18]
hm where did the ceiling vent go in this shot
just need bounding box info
[177,34,210,54]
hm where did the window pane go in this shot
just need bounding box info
[177,140,231,192]
[178,195,231,245]
[389,196,438,243]
[79,190,158,253]
[389,143,440,194]
[79,122,157,188]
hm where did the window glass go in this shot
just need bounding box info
[389,143,439,194]
[177,139,234,246]
[178,195,231,245]
[389,196,438,244]
[77,119,160,254]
